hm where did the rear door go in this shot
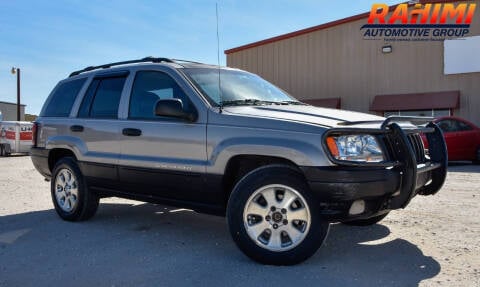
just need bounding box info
[117,68,210,204]
[70,72,128,188]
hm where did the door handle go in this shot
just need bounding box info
[70,125,84,132]
[122,128,142,136]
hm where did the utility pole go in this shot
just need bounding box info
[11,67,21,121]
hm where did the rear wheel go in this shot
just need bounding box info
[51,157,99,221]
[227,165,329,265]
[0,145,4,156]
[342,212,390,226]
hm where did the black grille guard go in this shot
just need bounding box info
[324,116,448,208]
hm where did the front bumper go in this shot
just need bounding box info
[303,118,447,222]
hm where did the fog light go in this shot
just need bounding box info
[349,200,365,215]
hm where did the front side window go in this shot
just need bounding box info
[78,76,126,119]
[437,120,459,132]
[129,71,193,120]
[42,78,86,117]
[457,120,473,131]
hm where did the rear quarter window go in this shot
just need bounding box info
[41,78,86,117]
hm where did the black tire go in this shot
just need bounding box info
[51,157,99,221]
[342,212,390,226]
[227,165,330,265]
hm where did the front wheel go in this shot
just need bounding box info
[227,165,330,265]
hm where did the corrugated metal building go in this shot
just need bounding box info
[225,0,480,125]
[0,101,26,121]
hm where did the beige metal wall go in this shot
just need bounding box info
[0,102,25,121]
[226,1,480,125]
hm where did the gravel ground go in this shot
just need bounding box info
[0,156,479,287]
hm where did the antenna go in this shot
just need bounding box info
[216,2,223,113]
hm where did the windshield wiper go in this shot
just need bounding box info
[221,99,278,106]
[280,101,307,105]
[221,99,306,107]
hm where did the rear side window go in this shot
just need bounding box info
[78,76,126,119]
[42,78,86,117]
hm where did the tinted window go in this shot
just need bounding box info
[78,79,100,118]
[129,71,193,119]
[78,77,125,118]
[91,77,125,118]
[42,78,86,117]
[457,120,473,131]
[437,120,460,132]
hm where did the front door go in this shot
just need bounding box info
[437,118,477,161]
[117,70,209,204]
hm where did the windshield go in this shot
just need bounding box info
[183,68,301,106]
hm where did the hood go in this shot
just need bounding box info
[223,105,385,128]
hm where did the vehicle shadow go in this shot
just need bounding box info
[0,203,440,287]
[0,153,29,158]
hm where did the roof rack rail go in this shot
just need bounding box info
[68,57,175,77]
[170,58,205,65]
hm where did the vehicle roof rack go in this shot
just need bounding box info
[69,57,175,77]
[170,58,204,65]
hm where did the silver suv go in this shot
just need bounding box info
[31,57,447,265]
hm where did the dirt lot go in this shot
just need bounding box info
[0,156,479,287]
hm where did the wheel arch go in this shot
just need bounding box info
[222,155,306,204]
[48,148,77,172]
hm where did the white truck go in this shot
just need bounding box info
[0,121,33,156]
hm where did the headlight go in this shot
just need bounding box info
[326,134,384,162]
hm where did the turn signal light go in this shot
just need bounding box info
[326,136,339,158]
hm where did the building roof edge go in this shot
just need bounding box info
[224,0,463,54]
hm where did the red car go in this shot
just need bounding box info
[422,116,480,163]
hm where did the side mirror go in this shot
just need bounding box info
[155,98,197,122]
